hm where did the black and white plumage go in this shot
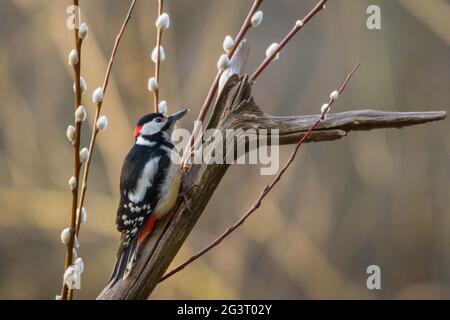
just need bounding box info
[108,109,188,287]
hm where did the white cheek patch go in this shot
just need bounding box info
[140,119,167,135]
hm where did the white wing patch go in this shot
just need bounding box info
[128,156,160,203]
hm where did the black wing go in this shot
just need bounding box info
[115,144,171,247]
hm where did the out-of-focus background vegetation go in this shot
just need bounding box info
[0,0,448,299]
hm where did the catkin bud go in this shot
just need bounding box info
[295,20,304,28]
[77,207,87,224]
[147,77,159,92]
[73,76,88,94]
[68,49,79,66]
[78,23,89,40]
[223,35,234,52]
[74,257,84,273]
[73,235,79,249]
[66,125,76,142]
[251,11,263,27]
[330,90,339,101]
[92,87,104,103]
[75,105,87,122]
[79,148,89,163]
[60,228,71,245]
[321,103,330,114]
[151,46,166,63]
[68,176,77,190]
[155,13,170,29]
[158,101,168,114]
[217,54,230,71]
[266,43,280,61]
[96,116,108,131]
[63,265,81,290]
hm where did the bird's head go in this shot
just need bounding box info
[134,109,189,142]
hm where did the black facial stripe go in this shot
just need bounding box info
[139,132,175,149]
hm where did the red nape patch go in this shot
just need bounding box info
[134,125,142,138]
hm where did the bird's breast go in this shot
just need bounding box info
[153,160,181,218]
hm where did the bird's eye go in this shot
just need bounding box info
[155,118,162,123]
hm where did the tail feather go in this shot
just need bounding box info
[107,237,138,288]
[106,216,158,288]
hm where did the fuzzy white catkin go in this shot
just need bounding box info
[73,76,88,94]
[66,125,75,142]
[223,35,234,52]
[151,46,166,63]
[68,176,77,190]
[73,235,79,249]
[92,87,104,103]
[155,13,170,29]
[79,148,89,163]
[75,105,87,122]
[77,207,87,224]
[158,101,168,114]
[68,49,79,66]
[217,54,230,71]
[75,257,84,273]
[295,20,304,28]
[78,23,89,40]
[251,11,263,27]
[80,76,87,93]
[321,103,330,114]
[96,116,108,131]
[60,228,71,245]
[147,77,159,92]
[63,265,81,290]
[266,43,280,60]
[330,90,339,101]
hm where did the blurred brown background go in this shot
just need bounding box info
[0,0,449,299]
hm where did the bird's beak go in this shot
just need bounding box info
[167,108,189,125]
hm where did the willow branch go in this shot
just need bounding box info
[153,0,164,112]
[251,0,328,80]
[75,0,138,236]
[61,0,84,300]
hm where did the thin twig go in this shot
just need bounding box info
[181,0,264,167]
[61,0,83,300]
[251,0,328,80]
[75,0,138,236]
[153,0,164,112]
[160,62,360,282]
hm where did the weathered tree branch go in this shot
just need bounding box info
[235,106,447,145]
[97,69,446,299]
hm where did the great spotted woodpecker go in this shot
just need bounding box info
[108,109,188,286]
